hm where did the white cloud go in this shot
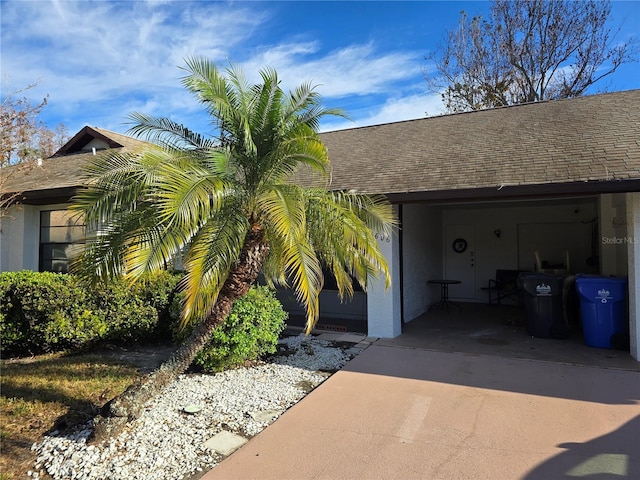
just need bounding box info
[321,91,446,132]
[363,91,446,124]
[1,1,437,135]
[240,42,420,98]
[1,1,265,127]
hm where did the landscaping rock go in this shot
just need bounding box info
[31,334,368,480]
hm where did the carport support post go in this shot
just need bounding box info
[627,193,640,361]
[367,208,402,338]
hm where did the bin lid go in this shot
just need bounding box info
[574,274,628,285]
[519,273,565,295]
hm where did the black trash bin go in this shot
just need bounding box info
[519,273,567,338]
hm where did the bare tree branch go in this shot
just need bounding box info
[1,80,69,217]
[425,0,638,112]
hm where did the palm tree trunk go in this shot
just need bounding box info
[92,224,269,442]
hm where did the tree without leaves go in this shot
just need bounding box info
[71,59,396,441]
[1,82,69,216]
[425,0,637,112]
[1,82,69,167]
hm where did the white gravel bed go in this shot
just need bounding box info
[29,335,357,480]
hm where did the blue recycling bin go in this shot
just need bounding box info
[575,275,628,349]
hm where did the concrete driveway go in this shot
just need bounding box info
[203,344,640,479]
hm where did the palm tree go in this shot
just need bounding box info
[72,59,395,440]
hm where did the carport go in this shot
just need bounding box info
[400,196,604,314]
[316,90,640,360]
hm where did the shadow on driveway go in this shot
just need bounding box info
[523,415,640,479]
[346,344,640,405]
[204,344,639,480]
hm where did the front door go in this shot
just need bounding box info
[444,224,476,299]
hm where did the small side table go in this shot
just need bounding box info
[428,279,462,312]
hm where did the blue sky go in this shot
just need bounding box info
[1,0,639,137]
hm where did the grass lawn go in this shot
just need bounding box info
[0,352,141,479]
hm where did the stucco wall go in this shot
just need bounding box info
[0,203,70,273]
[402,204,443,322]
[0,205,23,272]
[367,205,401,338]
[0,204,39,272]
[600,193,629,276]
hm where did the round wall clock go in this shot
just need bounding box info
[452,238,468,253]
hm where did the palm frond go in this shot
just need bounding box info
[284,81,349,127]
[250,68,282,150]
[304,189,396,298]
[182,57,255,156]
[70,205,160,284]
[126,112,218,150]
[71,150,158,230]
[260,235,288,288]
[256,185,306,240]
[279,233,324,332]
[151,156,234,231]
[264,130,330,181]
[72,146,229,286]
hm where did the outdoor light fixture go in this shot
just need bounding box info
[494,229,501,238]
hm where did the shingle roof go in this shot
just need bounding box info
[3,91,639,202]
[317,89,640,198]
[2,126,150,195]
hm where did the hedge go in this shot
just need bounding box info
[0,270,181,357]
[0,272,287,371]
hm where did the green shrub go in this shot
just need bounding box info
[0,270,183,357]
[133,271,182,340]
[91,280,158,344]
[174,285,288,372]
[0,311,22,355]
[0,271,106,356]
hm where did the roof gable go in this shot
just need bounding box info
[54,126,122,155]
[53,126,149,156]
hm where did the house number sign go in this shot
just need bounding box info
[375,233,391,242]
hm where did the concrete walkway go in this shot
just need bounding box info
[203,344,640,480]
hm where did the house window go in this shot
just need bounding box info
[321,267,364,293]
[39,210,85,273]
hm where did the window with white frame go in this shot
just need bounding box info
[39,210,85,273]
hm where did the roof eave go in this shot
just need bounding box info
[2,186,79,206]
[385,178,640,204]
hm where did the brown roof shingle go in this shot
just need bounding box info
[318,89,640,198]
